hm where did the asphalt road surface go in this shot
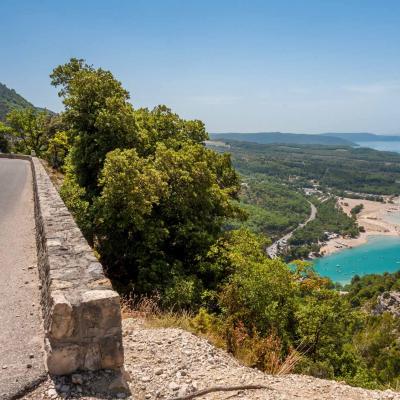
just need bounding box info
[266,201,317,258]
[0,158,45,399]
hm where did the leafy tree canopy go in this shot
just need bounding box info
[53,58,241,299]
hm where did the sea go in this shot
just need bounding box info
[356,141,400,153]
[310,140,400,284]
[313,236,400,284]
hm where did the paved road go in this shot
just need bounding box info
[266,201,317,258]
[0,159,45,399]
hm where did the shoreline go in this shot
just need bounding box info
[319,197,400,256]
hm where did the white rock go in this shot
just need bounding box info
[168,382,180,391]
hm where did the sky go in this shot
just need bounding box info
[1,0,400,134]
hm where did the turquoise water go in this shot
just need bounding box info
[313,235,400,284]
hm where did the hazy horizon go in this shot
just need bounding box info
[211,131,400,136]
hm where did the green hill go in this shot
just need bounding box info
[211,132,356,146]
[321,132,400,142]
[0,82,49,121]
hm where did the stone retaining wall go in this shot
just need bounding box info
[3,154,124,375]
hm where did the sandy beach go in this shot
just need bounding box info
[320,197,400,256]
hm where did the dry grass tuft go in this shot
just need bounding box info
[120,295,304,376]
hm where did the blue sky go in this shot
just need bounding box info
[1,0,400,133]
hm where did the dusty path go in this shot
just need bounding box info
[0,159,45,399]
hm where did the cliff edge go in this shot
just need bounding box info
[23,318,399,400]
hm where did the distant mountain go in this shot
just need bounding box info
[211,132,356,146]
[321,132,400,142]
[0,82,51,121]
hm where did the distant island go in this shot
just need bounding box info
[322,132,400,142]
[211,131,400,147]
[211,132,356,146]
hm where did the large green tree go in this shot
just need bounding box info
[51,58,139,196]
[53,58,241,300]
[5,108,50,155]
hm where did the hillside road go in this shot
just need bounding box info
[0,158,45,399]
[266,200,317,258]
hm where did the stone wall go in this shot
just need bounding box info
[23,156,123,375]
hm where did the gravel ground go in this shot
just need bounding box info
[0,159,46,400]
[22,318,400,400]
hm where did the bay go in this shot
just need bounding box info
[313,235,400,284]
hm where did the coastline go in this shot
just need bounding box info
[319,197,400,256]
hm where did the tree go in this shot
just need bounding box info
[5,108,50,155]
[218,230,297,343]
[295,289,359,376]
[52,58,242,301]
[0,122,11,152]
[95,142,242,296]
[45,130,71,170]
[50,58,139,196]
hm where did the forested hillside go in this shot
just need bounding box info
[211,132,355,146]
[0,82,51,121]
[5,58,399,391]
[218,140,400,195]
[0,83,35,120]
[228,176,310,241]
[323,132,400,142]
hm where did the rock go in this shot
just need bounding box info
[168,382,180,391]
[60,385,70,393]
[373,291,400,317]
[48,293,74,340]
[177,384,189,397]
[46,388,58,398]
[26,363,32,368]
[27,317,400,400]
[29,353,35,359]
[122,367,132,382]
[71,373,83,385]
[109,374,130,394]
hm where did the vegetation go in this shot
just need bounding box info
[350,204,364,217]
[50,58,242,305]
[0,82,50,121]
[213,140,400,195]
[0,122,11,152]
[211,132,355,146]
[227,177,310,241]
[345,272,400,308]
[287,198,359,259]
[0,82,35,121]
[7,59,400,391]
